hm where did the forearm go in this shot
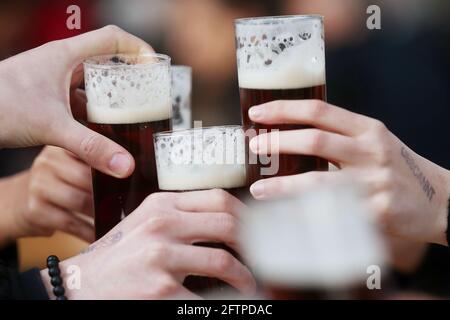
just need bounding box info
[0,171,29,248]
[432,165,450,246]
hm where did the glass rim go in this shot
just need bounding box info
[83,53,171,70]
[235,14,323,25]
[171,65,192,72]
[154,125,244,139]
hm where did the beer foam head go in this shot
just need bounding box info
[235,15,326,90]
[154,126,247,190]
[171,66,192,130]
[84,54,171,124]
[241,184,386,290]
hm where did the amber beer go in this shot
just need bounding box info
[235,15,329,177]
[84,54,172,239]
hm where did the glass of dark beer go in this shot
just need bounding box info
[171,65,192,130]
[154,125,256,293]
[235,15,328,177]
[84,53,172,239]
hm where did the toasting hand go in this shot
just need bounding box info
[248,100,450,246]
[0,146,94,244]
[0,25,154,179]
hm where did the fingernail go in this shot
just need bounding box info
[250,181,265,199]
[248,106,263,119]
[109,153,131,176]
[249,137,259,153]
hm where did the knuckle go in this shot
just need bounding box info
[145,192,172,205]
[146,215,171,234]
[211,189,233,209]
[150,276,178,299]
[307,100,327,121]
[28,173,44,195]
[378,168,395,190]
[147,242,169,262]
[73,192,90,211]
[143,193,175,212]
[373,143,393,167]
[371,119,387,135]
[211,250,234,272]
[80,134,103,160]
[376,193,395,218]
[27,197,40,214]
[103,24,123,34]
[217,214,238,237]
[24,198,45,227]
[307,130,325,153]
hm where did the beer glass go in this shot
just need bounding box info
[154,125,256,292]
[241,185,387,299]
[154,125,257,201]
[235,15,328,177]
[171,65,192,130]
[84,53,172,239]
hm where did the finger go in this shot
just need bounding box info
[42,147,92,193]
[64,25,153,65]
[176,212,240,252]
[39,173,93,216]
[174,189,246,216]
[250,128,361,164]
[169,245,256,295]
[40,203,95,242]
[250,171,343,200]
[248,100,373,136]
[58,120,135,178]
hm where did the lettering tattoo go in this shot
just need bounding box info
[400,146,436,202]
[79,231,123,255]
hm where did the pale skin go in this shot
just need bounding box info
[0,146,94,248]
[40,190,256,300]
[0,25,155,179]
[0,27,257,299]
[248,100,450,246]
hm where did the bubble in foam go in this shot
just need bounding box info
[154,126,247,190]
[84,54,171,124]
[171,66,192,130]
[235,16,326,90]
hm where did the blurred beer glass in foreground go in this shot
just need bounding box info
[241,185,387,299]
[235,15,328,176]
[84,54,172,239]
[154,125,257,293]
[171,65,192,130]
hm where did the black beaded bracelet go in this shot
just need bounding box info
[47,255,67,300]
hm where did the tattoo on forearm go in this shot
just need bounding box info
[79,231,123,255]
[400,146,435,202]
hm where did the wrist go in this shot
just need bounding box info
[40,256,83,300]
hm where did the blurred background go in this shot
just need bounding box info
[0,0,449,297]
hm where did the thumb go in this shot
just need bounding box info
[58,120,135,178]
[65,25,153,66]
